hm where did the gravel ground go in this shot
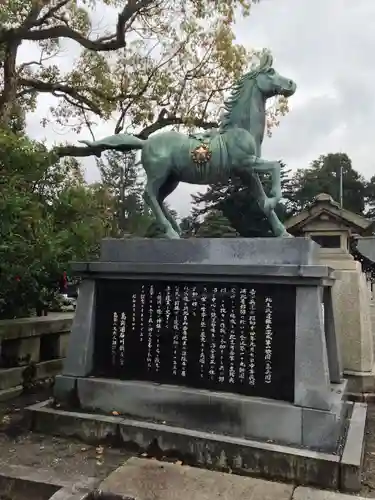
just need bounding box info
[0,388,131,481]
[361,403,375,497]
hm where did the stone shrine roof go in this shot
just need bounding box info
[285,192,374,235]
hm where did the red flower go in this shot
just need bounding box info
[62,272,68,290]
[15,276,21,282]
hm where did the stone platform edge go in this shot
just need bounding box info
[99,237,320,266]
[26,400,367,493]
[0,462,99,500]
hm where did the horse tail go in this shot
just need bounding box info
[79,133,145,151]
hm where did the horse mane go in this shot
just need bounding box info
[219,52,273,131]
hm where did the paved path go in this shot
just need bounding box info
[99,458,368,500]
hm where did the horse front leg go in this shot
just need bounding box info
[235,161,290,238]
[160,201,182,236]
[143,180,180,239]
[251,174,291,238]
[250,158,282,211]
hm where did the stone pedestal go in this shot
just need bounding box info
[52,238,349,453]
[319,251,374,380]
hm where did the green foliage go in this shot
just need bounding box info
[192,162,293,237]
[0,129,112,318]
[97,151,153,236]
[365,176,375,219]
[195,210,238,238]
[180,215,199,238]
[287,153,367,215]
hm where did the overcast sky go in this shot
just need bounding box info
[24,0,375,217]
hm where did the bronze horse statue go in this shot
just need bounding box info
[80,53,296,238]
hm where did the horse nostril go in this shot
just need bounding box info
[288,80,293,86]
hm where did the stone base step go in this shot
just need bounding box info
[99,458,371,500]
[26,399,367,493]
[99,457,294,500]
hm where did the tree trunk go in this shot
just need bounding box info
[0,40,20,128]
[119,166,127,233]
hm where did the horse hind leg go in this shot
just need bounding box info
[143,178,180,239]
[158,177,181,236]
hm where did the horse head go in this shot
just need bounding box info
[255,53,296,98]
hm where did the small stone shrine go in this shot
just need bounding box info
[285,193,374,393]
[25,237,363,490]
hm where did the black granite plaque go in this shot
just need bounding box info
[94,279,296,402]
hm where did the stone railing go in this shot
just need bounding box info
[0,312,74,400]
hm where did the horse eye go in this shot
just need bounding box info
[268,69,275,75]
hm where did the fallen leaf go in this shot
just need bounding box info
[96,446,104,454]
[112,411,119,416]
[141,453,148,457]
[81,447,88,452]
[175,460,182,465]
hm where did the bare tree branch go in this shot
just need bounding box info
[17,76,136,113]
[31,0,71,28]
[18,46,50,71]
[18,77,103,115]
[0,0,155,51]
[81,108,96,141]
[114,41,187,133]
[59,92,93,114]
[199,90,216,122]
[137,109,217,138]
[54,110,218,157]
[23,0,51,29]
[18,60,43,70]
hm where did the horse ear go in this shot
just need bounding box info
[259,52,273,71]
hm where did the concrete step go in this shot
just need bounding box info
[98,458,369,500]
[99,458,294,500]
